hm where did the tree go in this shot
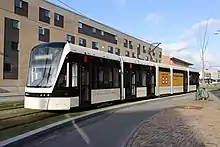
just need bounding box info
[197,21,209,85]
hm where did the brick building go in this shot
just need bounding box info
[0,0,162,93]
[162,55,193,67]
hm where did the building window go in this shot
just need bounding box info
[108,46,113,53]
[39,27,45,35]
[153,51,155,56]
[66,34,75,44]
[4,63,12,73]
[78,22,83,28]
[115,48,120,55]
[44,9,50,18]
[146,56,148,61]
[11,42,19,51]
[66,34,71,42]
[159,60,161,63]
[159,52,162,58]
[92,28,96,33]
[92,41,99,49]
[15,0,22,8]
[124,39,128,48]
[54,13,60,21]
[12,20,20,29]
[129,41,133,49]
[101,31,104,36]
[143,46,146,53]
[132,52,136,58]
[125,51,129,57]
[79,38,86,47]
[115,36,118,40]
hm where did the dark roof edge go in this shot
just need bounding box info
[43,0,162,49]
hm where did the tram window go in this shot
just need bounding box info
[151,75,155,85]
[136,72,140,87]
[93,66,98,89]
[82,67,85,85]
[113,68,119,87]
[109,69,113,83]
[72,63,78,87]
[190,73,197,85]
[57,67,67,87]
[141,71,146,86]
[99,67,104,83]
[132,73,135,85]
[104,68,109,84]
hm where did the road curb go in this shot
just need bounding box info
[0,92,195,147]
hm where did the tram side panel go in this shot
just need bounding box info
[135,64,156,98]
[172,70,184,93]
[158,67,171,95]
[136,64,147,98]
[90,56,121,104]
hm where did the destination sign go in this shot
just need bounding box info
[34,54,53,60]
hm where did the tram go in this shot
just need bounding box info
[24,42,199,110]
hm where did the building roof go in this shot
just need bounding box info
[43,0,162,50]
[170,57,193,66]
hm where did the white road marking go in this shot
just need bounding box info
[65,114,91,146]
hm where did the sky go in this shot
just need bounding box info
[48,0,220,70]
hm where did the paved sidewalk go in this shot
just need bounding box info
[126,93,220,147]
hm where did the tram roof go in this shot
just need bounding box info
[120,56,156,67]
[67,42,121,61]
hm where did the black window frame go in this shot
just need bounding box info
[79,37,86,47]
[124,39,128,48]
[10,41,19,51]
[39,27,45,35]
[66,34,75,44]
[4,63,12,73]
[115,48,120,55]
[15,0,22,8]
[12,20,20,29]
[92,41,99,50]
[108,46,113,54]
[125,50,130,57]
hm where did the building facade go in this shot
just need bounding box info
[162,55,193,67]
[200,70,220,84]
[0,0,162,92]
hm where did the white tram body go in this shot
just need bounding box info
[24,42,199,110]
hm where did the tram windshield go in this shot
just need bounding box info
[27,43,65,87]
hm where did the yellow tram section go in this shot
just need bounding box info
[173,73,183,86]
[158,71,184,87]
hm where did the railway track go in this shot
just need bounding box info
[0,108,65,131]
[0,97,152,139]
[0,100,114,133]
[0,101,24,111]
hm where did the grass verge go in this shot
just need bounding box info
[0,112,84,141]
[206,85,220,91]
[0,101,23,111]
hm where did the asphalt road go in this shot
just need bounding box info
[21,93,195,147]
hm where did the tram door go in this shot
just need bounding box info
[124,64,136,99]
[79,63,91,106]
[183,71,188,92]
[147,67,155,96]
